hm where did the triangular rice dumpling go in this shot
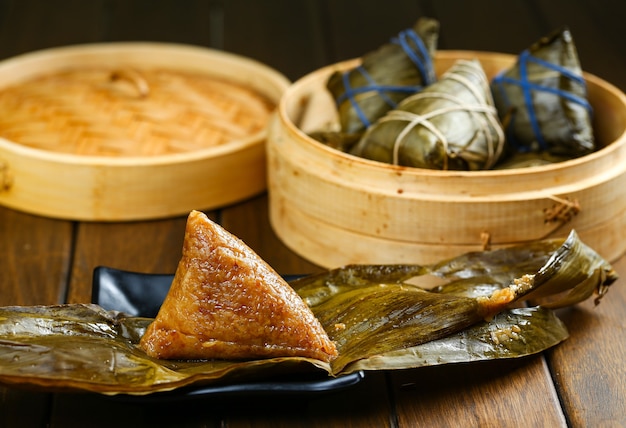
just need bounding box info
[139,210,338,362]
[326,17,440,135]
[491,27,595,163]
[351,59,505,170]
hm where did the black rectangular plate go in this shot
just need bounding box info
[92,266,364,401]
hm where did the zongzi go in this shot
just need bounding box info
[139,210,338,362]
[491,27,595,164]
[350,59,505,170]
[326,17,439,136]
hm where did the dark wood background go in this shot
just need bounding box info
[0,0,624,89]
[0,1,624,427]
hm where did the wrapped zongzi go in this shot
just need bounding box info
[326,17,439,136]
[350,59,505,170]
[491,27,595,165]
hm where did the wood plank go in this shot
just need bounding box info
[49,393,222,428]
[424,0,543,53]
[532,0,626,90]
[0,2,623,427]
[48,373,388,428]
[64,216,190,304]
[0,207,72,306]
[0,2,109,426]
[321,0,542,62]
[105,0,214,46]
[547,256,626,427]
[0,0,106,59]
[220,195,323,275]
[392,357,567,427]
[0,208,68,428]
[52,215,197,427]
[225,372,391,428]
[324,0,426,62]
[220,0,328,80]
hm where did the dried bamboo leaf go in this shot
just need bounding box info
[0,304,327,395]
[291,230,616,374]
[513,230,616,307]
[342,307,568,373]
[0,231,616,394]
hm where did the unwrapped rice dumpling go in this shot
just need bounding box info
[351,59,505,170]
[327,17,439,135]
[491,27,594,163]
[139,210,338,362]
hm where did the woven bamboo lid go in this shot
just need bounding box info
[0,67,273,157]
[0,43,290,220]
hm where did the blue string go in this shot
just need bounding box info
[492,49,591,151]
[391,29,436,85]
[335,28,434,128]
[340,68,373,128]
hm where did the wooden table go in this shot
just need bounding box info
[0,1,625,426]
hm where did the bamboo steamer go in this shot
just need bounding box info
[267,51,626,267]
[0,42,290,221]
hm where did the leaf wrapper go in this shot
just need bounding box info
[0,231,616,395]
[343,307,568,373]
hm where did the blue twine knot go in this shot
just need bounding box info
[492,49,592,152]
[336,28,435,129]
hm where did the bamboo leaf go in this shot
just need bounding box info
[342,307,568,373]
[0,230,616,394]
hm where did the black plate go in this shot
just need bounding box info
[92,266,364,400]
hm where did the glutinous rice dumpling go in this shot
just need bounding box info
[351,59,505,170]
[140,210,338,362]
[491,27,595,164]
[326,17,439,135]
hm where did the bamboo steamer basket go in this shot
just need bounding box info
[267,51,626,267]
[0,42,290,221]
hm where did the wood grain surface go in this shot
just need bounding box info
[0,1,624,427]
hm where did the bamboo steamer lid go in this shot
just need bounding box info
[0,43,290,220]
[267,51,626,267]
